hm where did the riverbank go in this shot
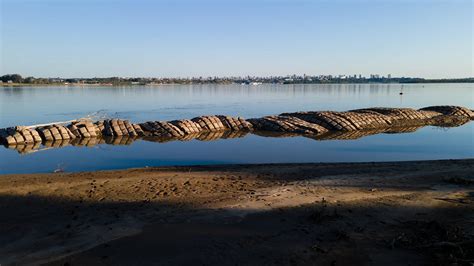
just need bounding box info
[0,160,473,265]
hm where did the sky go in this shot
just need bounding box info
[0,0,472,78]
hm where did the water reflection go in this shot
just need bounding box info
[1,84,473,128]
[1,84,473,174]
[5,122,469,155]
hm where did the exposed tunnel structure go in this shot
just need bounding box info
[1,105,472,154]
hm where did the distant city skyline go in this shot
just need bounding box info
[4,73,472,86]
[1,0,473,79]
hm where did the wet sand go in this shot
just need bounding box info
[0,160,473,265]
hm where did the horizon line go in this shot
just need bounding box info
[2,74,473,80]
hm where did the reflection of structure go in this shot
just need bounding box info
[253,124,441,141]
[141,129,250,143]
[1,105,473,154]
[5,122,469,155]
[5,135,140,154]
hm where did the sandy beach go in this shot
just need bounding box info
[0,160,473,265]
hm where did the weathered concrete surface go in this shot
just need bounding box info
[419,105,474,118]
[0,105,472,153]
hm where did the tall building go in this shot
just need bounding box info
[387,74,392,79]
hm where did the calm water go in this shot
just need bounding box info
[1,83,473,174]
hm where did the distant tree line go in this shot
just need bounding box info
[0,74,23,83]
[0,74,54,84]
[1,73,473,85]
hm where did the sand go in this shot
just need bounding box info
[0,160,473,265]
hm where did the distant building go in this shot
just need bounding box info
[387,74,392,79]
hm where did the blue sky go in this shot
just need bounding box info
[1,0,472,78]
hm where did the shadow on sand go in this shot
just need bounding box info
[1,160,473,265]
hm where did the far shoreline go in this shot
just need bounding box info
[1,81,474,87]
